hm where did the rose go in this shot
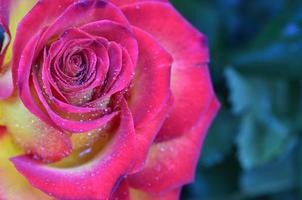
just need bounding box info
[0,0,219,199]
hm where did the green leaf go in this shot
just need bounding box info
[249,0,302,48]
[237,113,293,170]
[240,154,296,196]
[232,41,302,79]
[224,67,269,115]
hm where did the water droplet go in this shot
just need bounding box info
[79,147,92,157]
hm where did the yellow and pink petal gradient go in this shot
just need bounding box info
[0,1,219,199]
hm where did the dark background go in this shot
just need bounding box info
[169,0,302,200]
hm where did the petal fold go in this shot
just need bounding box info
[128,97,220,193]
[11,99,136,200]
[1,97,72,162]
[130,188,181,200]
[128,26,172,171]
[110,0,168,7]
[0,69,13,99]
[122,2,212,140]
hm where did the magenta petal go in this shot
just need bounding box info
[33,70,119,133]
[0,0,13,99]
[0,126,5,138]
[13,0,130,84]
[0,0,10,25]
[12,0,75,83]
[110,0,168,7]
[129,26,172,129]
[81,20,138,65]
[0,0,11,70]
[110,180,130,200]
[122,2,208,65]
[11,99,135,200]
[123,2,212,140]
[102,42,123,92]
[127,27,173,171]
[131,188,181,200]
[35,0,131,64]
[156,65,215,141]
[131,94,173,172]
[128,97,220,193]
[0,69,13,99]
[17,31,53,125]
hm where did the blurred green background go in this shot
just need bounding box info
[169,0,302,200]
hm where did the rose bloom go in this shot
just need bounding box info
[0,0,219,199]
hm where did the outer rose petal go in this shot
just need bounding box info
[0,97,72,162]
[110,181,180,200]
[122,2,212,140]
[156,64,215,141]
[11,99,136,200]
[0,0,9,25]
[110,180,130,200]
[128,26,172,171]
[131,95,173,172]
[129,26,172,129]
[0,131,52,200]
[109,0,168,7]
[130,188,181,200]
[128,97,220,193]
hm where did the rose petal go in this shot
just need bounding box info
[16,28,116,133]
[122,2,212,140]
[0,132,53,200]
[15,1,134,132]
[0,125,5,138]
[33,0,131,68]
[0,0,11,70]
[156,65,215,141]
[131,94,173,172]
[109,181,181,200]
[0,97,72,162]
[110,0,168,7]
[44,36,110,111]
[11,99,136,200]
[128,97,220,193]
[0,0,13,99]
[110,180,130,200]
[12,0,75,83]
[130,188,181,200]
[0,0,37,99]
[129,26,172,129]
[122,2,208,65]
[0,0,10,26]
[81,20,138,65]
[124,27,172,171]
[102,41,123,93]
[17,30,53,127]
[0,69,13,99]
[33,71,119,133]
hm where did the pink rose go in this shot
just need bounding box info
[0,0,219,199]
